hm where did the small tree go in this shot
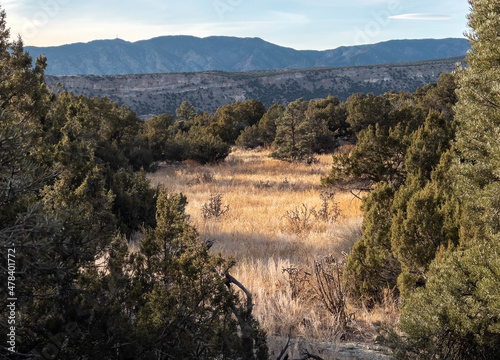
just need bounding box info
[143,113,175,160]
[345,93,391,135]
[202,193,230,220]
[386,243,500,359]
[131,189,268,359]
[212,100,266,144]
[322,123,408,190]
[301,100,338,154]
[271,98,309,161]
[175,125,231,164]
[175,101,196,121]
[236,124,264,149]
[258,103,284,145]
[346,183,400,302]
[306,95,350,138]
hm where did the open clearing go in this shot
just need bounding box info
[148,148,396,358]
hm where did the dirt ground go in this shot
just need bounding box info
[268,336,392,360]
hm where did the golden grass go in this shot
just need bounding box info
[148,148,397,344]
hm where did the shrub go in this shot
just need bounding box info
[282,264,310,300]
[313,190,341,222]
[312,253,354,335]
[254,179,271,189]
[236,124,264,149]
[381,243,500,360]
[345,183,401,302]
[283,203,315,234]
[277,177,295,191]
[175,126,231,164]
[201,193,230,220]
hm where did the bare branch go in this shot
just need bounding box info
[226,272,253,310]
[276,334,292,360]
[350,190,363,201]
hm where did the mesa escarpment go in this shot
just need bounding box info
[46,57,462,117]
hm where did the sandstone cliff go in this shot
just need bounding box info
[46,57,463,117]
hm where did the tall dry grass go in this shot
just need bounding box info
[148,148,398,345]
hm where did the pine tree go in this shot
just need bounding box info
[271,98,310,161]
[175,101,197,121]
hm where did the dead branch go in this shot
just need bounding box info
[276,334,291,360]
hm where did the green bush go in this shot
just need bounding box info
[236,124,264,149]
[388,242,500,359]
[175,126,231,164]
[346,183,400,302]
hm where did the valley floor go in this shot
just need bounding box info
[148,148,397,359]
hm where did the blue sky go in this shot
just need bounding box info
[2,0,470,50]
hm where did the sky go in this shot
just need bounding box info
[2,0,471,50]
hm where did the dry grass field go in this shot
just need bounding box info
[148,148,398,354]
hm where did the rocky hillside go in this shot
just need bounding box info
[29,37,469,76]
[46,57,464,117]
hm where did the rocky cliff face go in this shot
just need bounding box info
[46,57,463,117]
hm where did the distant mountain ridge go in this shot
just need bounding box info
[27,36,470,76]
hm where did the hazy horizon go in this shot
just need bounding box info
[3,0,470,51]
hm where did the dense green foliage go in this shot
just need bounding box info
[270,98,310,161]
[143,106,232,165]
[345,93,391,135]
[210,100,266,144]
[322,73,460,302]
[391,1,500,357]
[346,183,400,301]
[0,9,267,359]
[323,1,500,358]
[269,97,342,161]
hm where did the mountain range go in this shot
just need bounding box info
[27,36,470,76]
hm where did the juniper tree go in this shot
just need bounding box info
[346,183,400,302]
[131,190,268,359]
[322,123,409,190]
[343,103,458,301]
[393,1,500,357]
[258,103,284,145]
[345,93,391,135]
[390,111,458,296]
[211,100,266,144]
[302,99,337,154]
[142,113,175,161]
[305,95,350,139]
[271,98,310,161]
[272,98,339,161]
[175,100,197,121]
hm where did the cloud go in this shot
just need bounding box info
[2,0,24,10]
[268,11,310,24]
[389,13,451,21]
